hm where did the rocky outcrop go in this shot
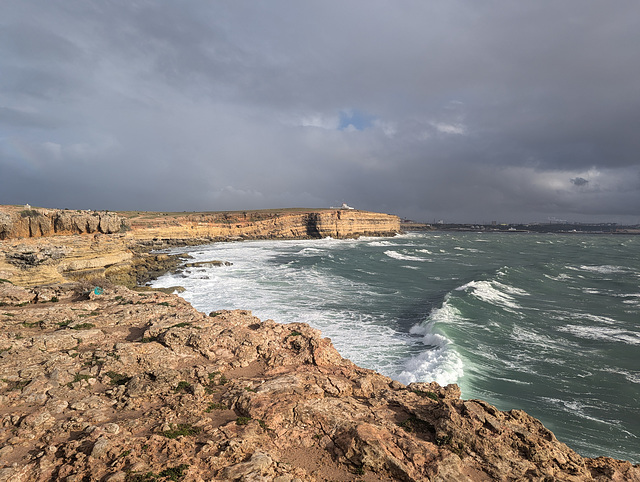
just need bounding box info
[0,235,134,287]
[0,283,637,481]
[0,207,127,240]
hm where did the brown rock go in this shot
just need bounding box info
[0,283,35,305]
[0,282,637,482]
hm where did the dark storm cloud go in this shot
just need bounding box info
[1,1,639,223]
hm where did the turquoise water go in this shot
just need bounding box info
[151,232,640,463]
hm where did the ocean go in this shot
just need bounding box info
[150,232,640,463]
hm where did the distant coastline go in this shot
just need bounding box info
[402,220,640,234]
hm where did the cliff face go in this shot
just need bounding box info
[0,206,399,243]
[0,235,134,287]
[0,283,637,481]
[127,209,400,247]
[0,207,400,287]
[0,207,126,240]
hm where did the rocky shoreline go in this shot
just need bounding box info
[1,206,639,481]
[1,283,638,481]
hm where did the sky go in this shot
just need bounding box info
[1,1,640,224]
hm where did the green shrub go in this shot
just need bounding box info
[174,381,192,393]
[72,323,95,330]
[411,389,439,401]
[2,378,30,391]
[162,424,201,439]
[170,322,191,328]
[67,373,91,387]
[204,402,228,412]
[106,371,131,386]
[125,464,189,481]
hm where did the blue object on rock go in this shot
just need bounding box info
[93,287,103,295]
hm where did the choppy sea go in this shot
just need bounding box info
[151,232,640,463]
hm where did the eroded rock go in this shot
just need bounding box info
[0,283,637,481]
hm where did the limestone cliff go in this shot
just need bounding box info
[0,206,126,240]
[0,283,637,481]
[126,209,400,248]
[0,207,400,287]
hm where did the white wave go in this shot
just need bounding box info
[511,326,559,348]
[603,368,640,384]
[368,240,395,247]
[541,397,617,426]
[582,288,602,295]
[383,250,427,262]
[493,377,532,385]
[544,273,572,281]
[298,247,324,255]
[556,325,640,345]
[454,246,482,253]
[456,280,528,311]
[574,265,630,275]
[399,303,466,386]
[617,293,640,306]
[572,312,618,325]
[416,249,433,255]
[397,346,464,387]
[413,301,466,326]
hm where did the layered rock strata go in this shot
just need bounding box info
[0,283,638,481]
[0,207,400,287]
[127,209,401,249]
[0,207,126,240]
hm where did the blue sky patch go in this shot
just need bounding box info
[338,109,375,131]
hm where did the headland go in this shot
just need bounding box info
[1,205,638,481]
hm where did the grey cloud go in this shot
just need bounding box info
[571,177,589,187]
[1,1,640,224]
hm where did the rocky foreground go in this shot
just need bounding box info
[1,282,638,481]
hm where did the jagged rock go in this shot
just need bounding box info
[90,436,110,458]
[0,280,637,480]
[0,283,35,305]
[222,452,274,480]
[98,213,122,234]
[0,207,127,240]
[5,246,67,268]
